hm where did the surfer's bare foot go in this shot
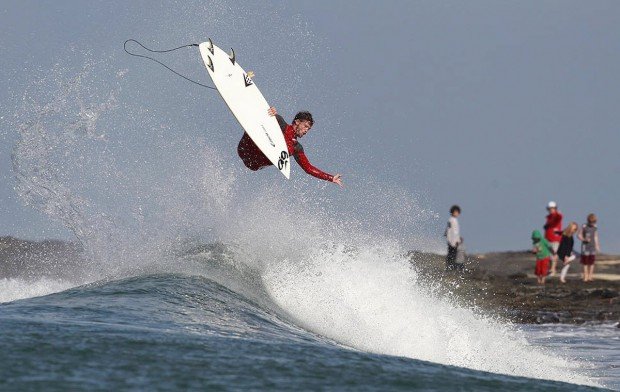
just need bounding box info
[268,107,277,116]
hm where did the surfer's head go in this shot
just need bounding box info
[292,111,314,138]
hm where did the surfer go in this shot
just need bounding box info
[237,107,343,187]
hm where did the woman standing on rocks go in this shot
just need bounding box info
[558,222,578,284]
[579,213,600,282]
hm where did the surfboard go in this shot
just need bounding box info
[198,39,290,179]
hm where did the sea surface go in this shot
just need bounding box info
[1,246,617,391]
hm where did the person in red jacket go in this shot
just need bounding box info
[544,201,563,276]
[237,107,343,187]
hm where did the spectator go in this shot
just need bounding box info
[578,213,600,282]
[558,222,578,284]
[444,205,462,271]
[544,201,563,276]
[532,230,552,285]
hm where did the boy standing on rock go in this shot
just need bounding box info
[579,213,600,282]
[532,230,552,285]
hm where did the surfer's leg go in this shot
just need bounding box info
[237,133,273,171]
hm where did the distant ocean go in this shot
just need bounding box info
[1,244,617,391]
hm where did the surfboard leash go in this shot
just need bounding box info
[123,39,216,90]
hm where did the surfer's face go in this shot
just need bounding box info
[293,120,312,138]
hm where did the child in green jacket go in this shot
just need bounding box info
[532,230,552,284]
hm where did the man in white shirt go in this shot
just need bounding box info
[445,205,462,271]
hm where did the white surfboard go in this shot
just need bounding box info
[199,39,290,179]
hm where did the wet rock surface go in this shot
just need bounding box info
[0,236,84,281]
[409,250,620,324]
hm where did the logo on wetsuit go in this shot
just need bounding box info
[277,151,289,170]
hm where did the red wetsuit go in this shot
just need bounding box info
[237,114,334,182]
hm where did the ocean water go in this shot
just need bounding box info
[1,245,617,391]
[524,323,620,390]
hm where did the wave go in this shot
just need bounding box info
[3,234,599,387]
[0,263,602,390]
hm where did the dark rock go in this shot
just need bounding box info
[536,312,561,324]
[601,289,619,299]
[586,288,619,299]
[596,312,613,321]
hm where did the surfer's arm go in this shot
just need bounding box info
[275,115,288,132]
[268,107,288,132]
[293,150,334,182]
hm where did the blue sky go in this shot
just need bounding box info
[1,1,619,253]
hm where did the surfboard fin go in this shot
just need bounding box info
[207,56,214,72]
[207,38,214,55]
[229,48,236,65]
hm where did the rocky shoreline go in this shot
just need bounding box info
[0,236,83,281]
[2,236,619,324]
[409,250,620,325]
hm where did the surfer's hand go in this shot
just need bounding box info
[268,107,277,117]
[332,174,343,188]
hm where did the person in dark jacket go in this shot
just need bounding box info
[557,222,578,283]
